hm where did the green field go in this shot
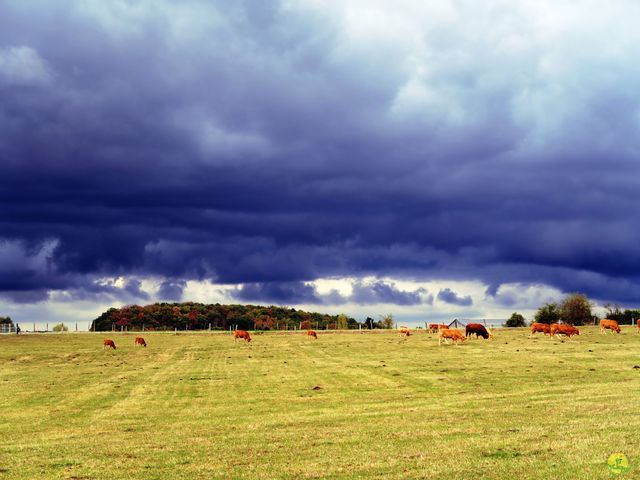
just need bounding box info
[1,327,639,479]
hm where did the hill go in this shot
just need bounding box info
[91,302,357,331]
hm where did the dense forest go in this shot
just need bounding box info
[90,303,360,331]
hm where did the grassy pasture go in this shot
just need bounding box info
[0,327,639,479]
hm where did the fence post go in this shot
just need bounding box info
[75,323,78,332]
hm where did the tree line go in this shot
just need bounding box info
[505,293,640,327]
[90,303,360,331]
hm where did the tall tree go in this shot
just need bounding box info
[560,293,592,326]
[534,303,560,325]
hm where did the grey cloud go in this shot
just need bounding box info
[437,288,473,306]
[233,279,430,306]
[350,281,428,306]
[158,280,187,301]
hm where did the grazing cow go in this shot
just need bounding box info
[550,324,580,339]
[599,319,621,334]
[134,336,147,347]
[465,323,493,339]
[307,330,318,339]
[234,330,252,343]
[399,326,411,337]
[428,323,449,333]
[438,329,466,346]
[103,339,116,350]
[530,323,552,336]
[637,319,640,334]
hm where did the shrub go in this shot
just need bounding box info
[505,312,526,327]
[533,303,560,325]
[560,293,592,326]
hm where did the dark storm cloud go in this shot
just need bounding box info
[2,1,640,306]
[233,279,430,305]
[350,281,429,306]
[157,280,187,301]
[437,288,473,307]
[234,281,323,304]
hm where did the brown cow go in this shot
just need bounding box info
[465,323,493,339]
[307,330,318,339]
[438,329,466,346]
[399,326,411,337]
[103,339,116,350]
[234,330,252,342]
[134,336,147,347]
[550,324,580,339]
[530,323,552,336]
[599,319,621,334]
[637,319,640,334]
[428,323,449,333]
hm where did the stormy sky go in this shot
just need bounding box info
[2,1,640,326]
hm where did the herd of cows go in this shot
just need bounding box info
[99,318,639,350]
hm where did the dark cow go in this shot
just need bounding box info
[134,336,147,347]
[307,330,318,339]
[465,323,493,339]
[234,330,252,342]
[103,339,116,350]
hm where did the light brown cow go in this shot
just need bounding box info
[438,329,466,346]
[234,330,252,342]
[134,336,147,347]
[103,339,116,350]
[550,324,580,339]
[307,330,318,339]
[399,326,411,337]
[530,323,552,336]
[599,319,621,334]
